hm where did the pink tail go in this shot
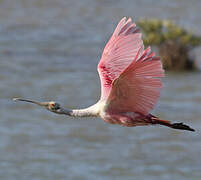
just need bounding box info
[150,115,195,132]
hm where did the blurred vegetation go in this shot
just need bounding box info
[137,19,201,71]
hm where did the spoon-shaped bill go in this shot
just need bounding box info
[13,98,48,106]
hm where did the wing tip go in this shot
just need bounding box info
[114,17,141,37]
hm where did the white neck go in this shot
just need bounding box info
[59,102,103,117]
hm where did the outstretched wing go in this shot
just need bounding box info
[105,46,164,115]
[98,17,143,100]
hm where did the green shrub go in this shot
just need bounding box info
[137,19,201,70]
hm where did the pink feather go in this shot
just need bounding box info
[98,17,164,115]
[98,17,143,100]
[105,46,164,115]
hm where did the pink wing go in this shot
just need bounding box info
[105,46,164,115]
[98,17,143,100]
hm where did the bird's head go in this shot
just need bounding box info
[13,98,63,114]
[46,101,62,113]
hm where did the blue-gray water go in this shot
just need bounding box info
[0,0,201,180]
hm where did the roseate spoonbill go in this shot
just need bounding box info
[13,17,194,131]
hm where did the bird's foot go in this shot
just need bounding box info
[171,122,195,132]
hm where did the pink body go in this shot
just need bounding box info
[102,112,152,127]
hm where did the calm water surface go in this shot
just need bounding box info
[0,0,201,180]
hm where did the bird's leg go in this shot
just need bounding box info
[13,98,99,117]
[149,114,195,132]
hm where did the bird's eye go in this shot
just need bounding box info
[49,102,60,110]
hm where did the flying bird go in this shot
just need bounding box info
[13,17,194,131]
